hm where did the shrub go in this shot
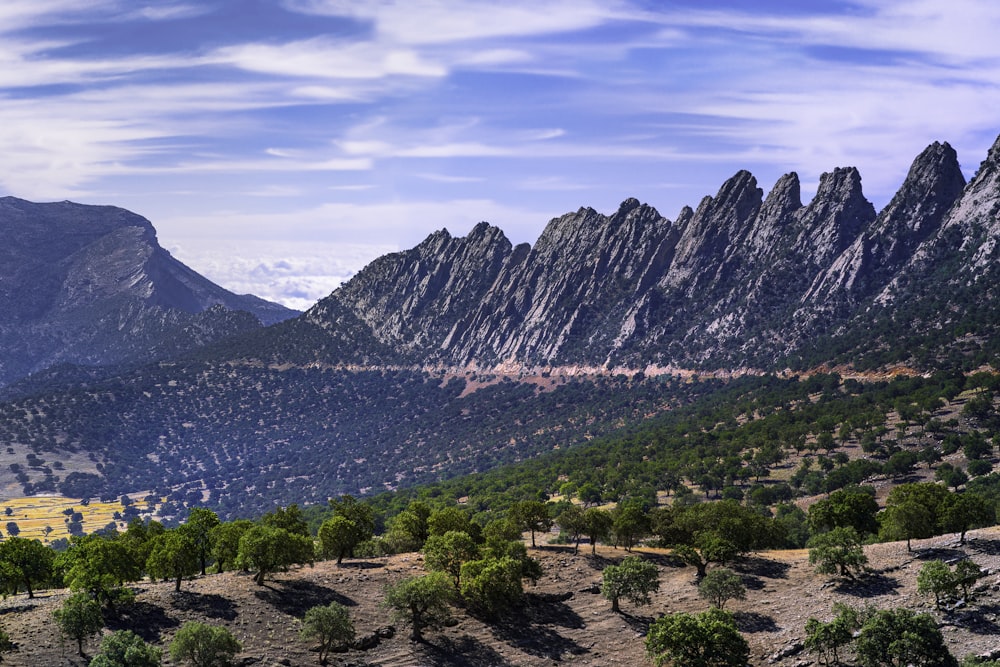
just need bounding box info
[169,621,242,667]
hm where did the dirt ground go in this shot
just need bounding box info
[4,527,1000,667]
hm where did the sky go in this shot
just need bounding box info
[2,1,1000,310]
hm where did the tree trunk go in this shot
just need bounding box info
[254,569,266,585]
[611,597,620,613]
[175,574,182,592]
[24,577,33,599]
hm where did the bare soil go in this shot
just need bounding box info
[5,527,1000,667]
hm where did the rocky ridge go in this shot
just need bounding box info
[307,135,998,373]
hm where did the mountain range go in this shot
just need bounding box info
[1,134,999,514]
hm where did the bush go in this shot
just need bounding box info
[855,608,957,667]
[169,621,242,667]
[89,630,162,667]
[646,608,749,667]
[52,592,103,656]
[460,556,524,616]
[382,572,456,642]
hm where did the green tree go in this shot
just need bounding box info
[52,592,103,656]
[808,526,868,579]
[556,504,586,553]
[954,559,983,600]
[854,608,957,667]
[879,483,950,551]
[235,525,314,585]
[460,556,525,616]
[262,504,310,537]
[673,535,738,579]
[612,503,651,552]
[327,495,375,557]
[89,630,162,667]
[939,493,994,545]
[182,508,220,576]
[146,529,199,592]
[426,507,473,538]
[209,520,254,573]
[805,603,861,667]
[508,500,552,548]
[808,486,879,537]
[318,515,363,565]
[916,560,957,610]
[697,567,746,610]
[382,571,456,642]
[582,508,613,555]
[300,602,354,665]
[601,555,660,613]
[169,621,241,667]
[646,608,749,667]
[56,535,139,611]
[422,530,479,588]
[0,537,54,598]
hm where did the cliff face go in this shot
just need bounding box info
[0,197,297,386]
[307,135,999,372]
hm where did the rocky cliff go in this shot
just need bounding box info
[0,197,297,386]
[306,135,998,372]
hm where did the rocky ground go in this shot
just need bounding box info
[4,527,1000,667]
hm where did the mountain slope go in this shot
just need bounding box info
[0,197,297,386]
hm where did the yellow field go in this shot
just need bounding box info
[0,494,157,544]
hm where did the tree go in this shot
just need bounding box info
[460,556,525,616]
[556,504,586,553]
[508,500,552,548]
[697,568,746,610]
[89,630,162,667]
[582,508,613,554]
[318,516,363,565]
[954,559,983,600]
[673,535,738,579]
[170,621,242,667]
[854,608,956,667]
[146,529,200,592]
[612,503,651,551]
[422,530,479,588]
[808,526,868,579]
[426,507,473,538]
[917,560,957,610]
[209,520,254,573]
[645,608,749,667]
[300,602,354,664]
[0,537,54,598]
[262,504,310,537]
[601,555,660,613]
[325,495,375,559]
[382,571,456,642]
[52,592,103,656]
[804,603,861,667]
[56,535,139,611]
[808,486,879,537]
[879,483,950,551]
[939,493,994,545]
[235,525,314,585]
[182,508,220,576]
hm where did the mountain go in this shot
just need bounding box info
[309,136,991,371]
[0,197,298,387]
[1,135,999,512]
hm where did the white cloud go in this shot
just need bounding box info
[287,0,628,44]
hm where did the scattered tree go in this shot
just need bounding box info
[382,571,456,642]
[182,508,220,576]
[804,603,861,667]
[422,530,479,588]
[300,602,354,664]
[582,508,613,554]
[169,621,241,667]
[235,525,314,585]
[854,608,957,667]
[808,526,868,579]
[89,630,162,667]
[646,608,749,667]
[0,537,54,598]
[460,556,525,616]
[601,555,660,613]
[508,500,552,548]
[698,567,746,610]
[52,592,103,656]
[917,560,958,610]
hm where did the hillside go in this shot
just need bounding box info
[3,531,1000,667]
[0,197,297,389]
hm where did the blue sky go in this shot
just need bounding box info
[2,1,1000,309]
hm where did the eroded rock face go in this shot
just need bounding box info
[289,134,1000,371]
[0,197,297,386]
